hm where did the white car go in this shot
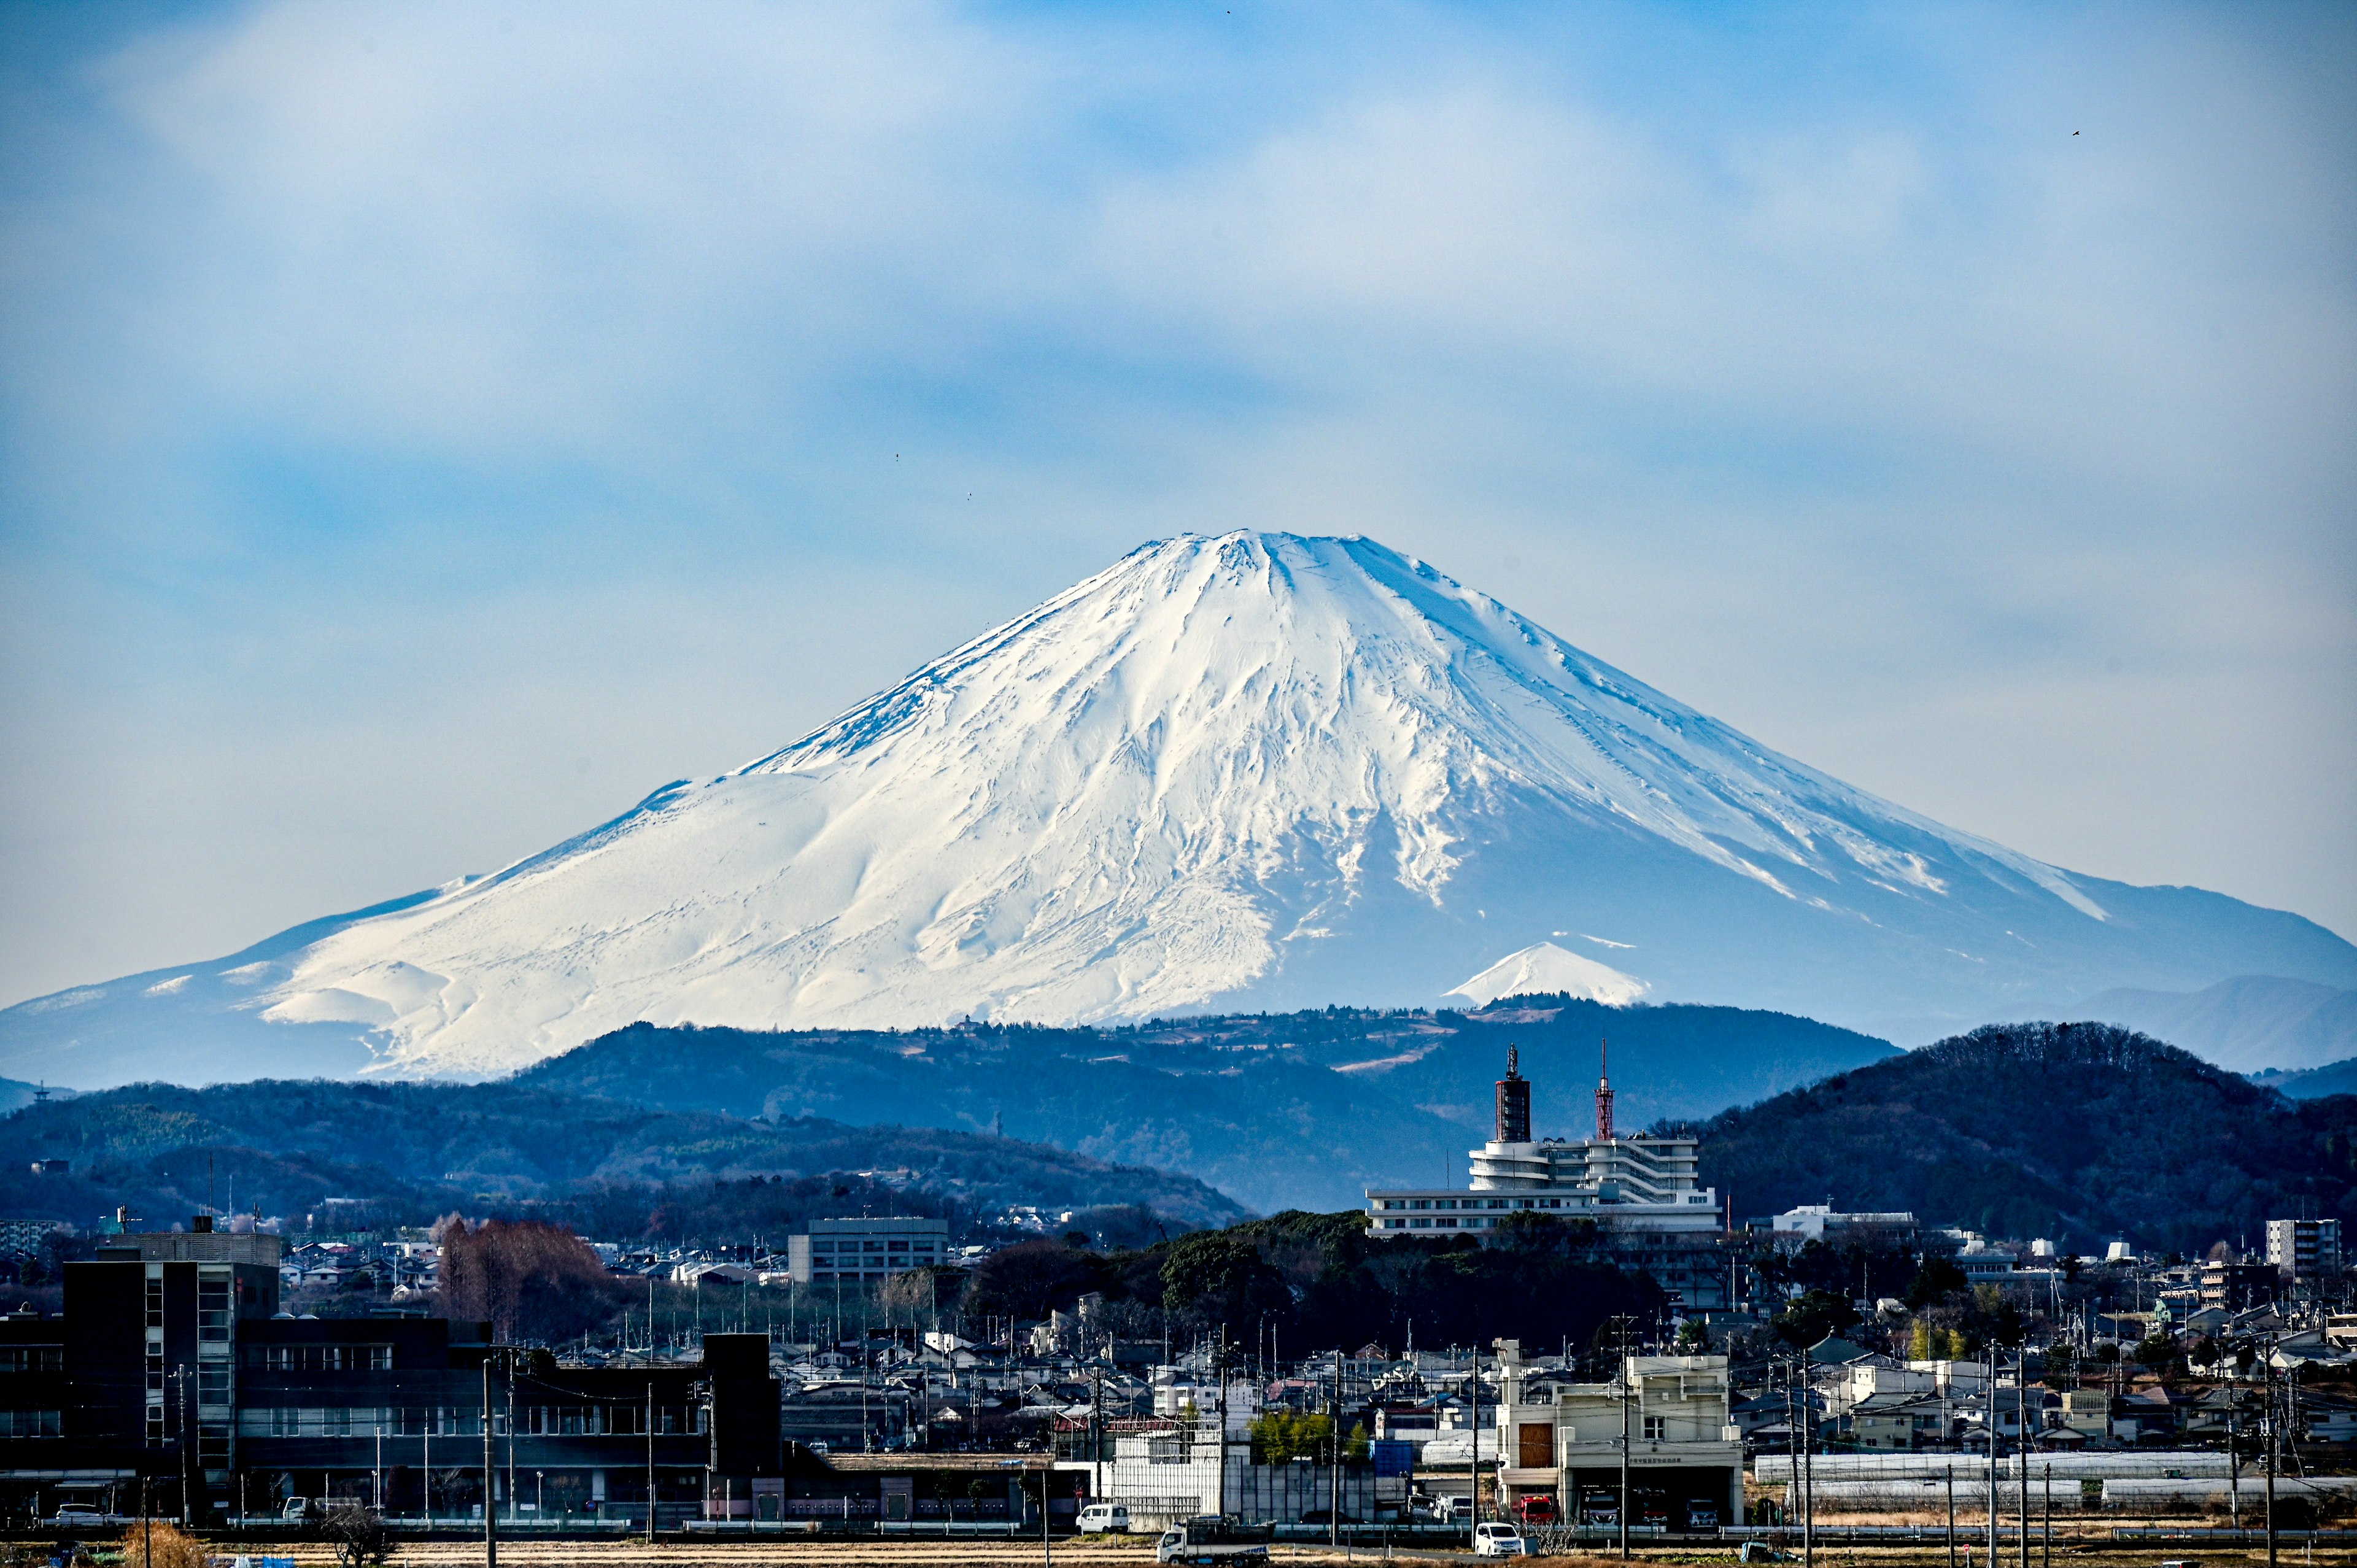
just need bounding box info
[1077,1502,1131,1532]
[1474,1521,1528,1558]
[47,1507,108,1528]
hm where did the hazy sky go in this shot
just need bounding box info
[2,1,2351,1008]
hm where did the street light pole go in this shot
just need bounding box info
[481,1351,498,1568]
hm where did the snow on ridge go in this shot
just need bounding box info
[246,529,2107,1078]
[1447,943,1650,1008]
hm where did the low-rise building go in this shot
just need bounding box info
[1487,1342,1741,1529]
[783,1218,950,1286]
[1769,1206,1918,1245]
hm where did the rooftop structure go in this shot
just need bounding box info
[1365,1045,1722,1240]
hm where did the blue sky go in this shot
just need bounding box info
[2,1,2351,1006]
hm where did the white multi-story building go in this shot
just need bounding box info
[1364,1049,1722,1239]
[783,1216,950,1285]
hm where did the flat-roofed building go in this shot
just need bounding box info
[1488,1342,1741,1529]
[784,1217,950,1286]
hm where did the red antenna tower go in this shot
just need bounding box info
[1594,1036,1615,1141]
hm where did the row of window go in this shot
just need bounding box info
[239,1405,705,1439]
[0,1347,62,1373]
[247,1344,394,1372]
[0,1409,61,1437]
[1375,1215,1507,1229]
[811,1269,911,1280]
[809,1239,939,1254]
[1371,1197,1574,1212]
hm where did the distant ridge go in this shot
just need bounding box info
[511,1001,1900,1213]
[1696,1020,2356,1253]
[2076,974,2357,1073]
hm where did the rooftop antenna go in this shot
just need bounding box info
[1595,1037,1615,1141]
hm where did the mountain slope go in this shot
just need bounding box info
[505,1002,1900,1213]
[2078,975,2357,1073]
[0,1079,1248,1235]
[1695,1021,2357,1252]
[6,531,2351,1085]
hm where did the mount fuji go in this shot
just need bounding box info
[7,531,2353,1086]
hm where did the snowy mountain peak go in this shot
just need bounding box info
[1449,943,1649,1009]
[9,530,2355,1086]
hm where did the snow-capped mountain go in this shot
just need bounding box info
[7,531,2354,1085]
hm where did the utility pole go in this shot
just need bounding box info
[2041,1462,2051,1568]
[2017,1347,2029,1568]
[1986,1347,1998,1567]
[2231,1398,2242,1533]
[1800,1350,1813,1568]
[482,1351,498,1568]
[1470,1342,1483,1554]
[1615,1329,1629,1560]
[1946,1464,1956,1568]
[1215,1329,1228,1521]
[645,1384,656,1547]
[1329,1348,1342,1550]
[2264,1344,2279,1568]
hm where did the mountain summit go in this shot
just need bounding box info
[9,532,2353,1084]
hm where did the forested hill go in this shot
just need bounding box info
[512,1000,1897,1213]
[1695,1021,2357,1254]
[0,1080,1246,1242]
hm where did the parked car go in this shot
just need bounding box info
[1473,1521,1528,1558]
[1077,1502,1131,1533]
[1687,1502,1722,1529]
[46,1506,107,1528]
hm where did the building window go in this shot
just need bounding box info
[813,1240,835,1253]
[198,1278,231,1343]
[1436,1218,1457,1229]
[1410,1200,1430,1211]
[1643,1416,1665,1442]
[0,1409,61,1437]
[0,1347,62,1373]
[1411,1219,1431,1229]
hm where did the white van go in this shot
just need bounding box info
[1077,1502,1131,1532]
[1474,1520,1529,1558]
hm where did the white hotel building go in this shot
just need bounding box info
[1364,1048,1725,1246]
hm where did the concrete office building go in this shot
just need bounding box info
[2266,1219,2343,1283]
[783,1218,950,1286]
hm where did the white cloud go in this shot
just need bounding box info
[0,1,2349,1005]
